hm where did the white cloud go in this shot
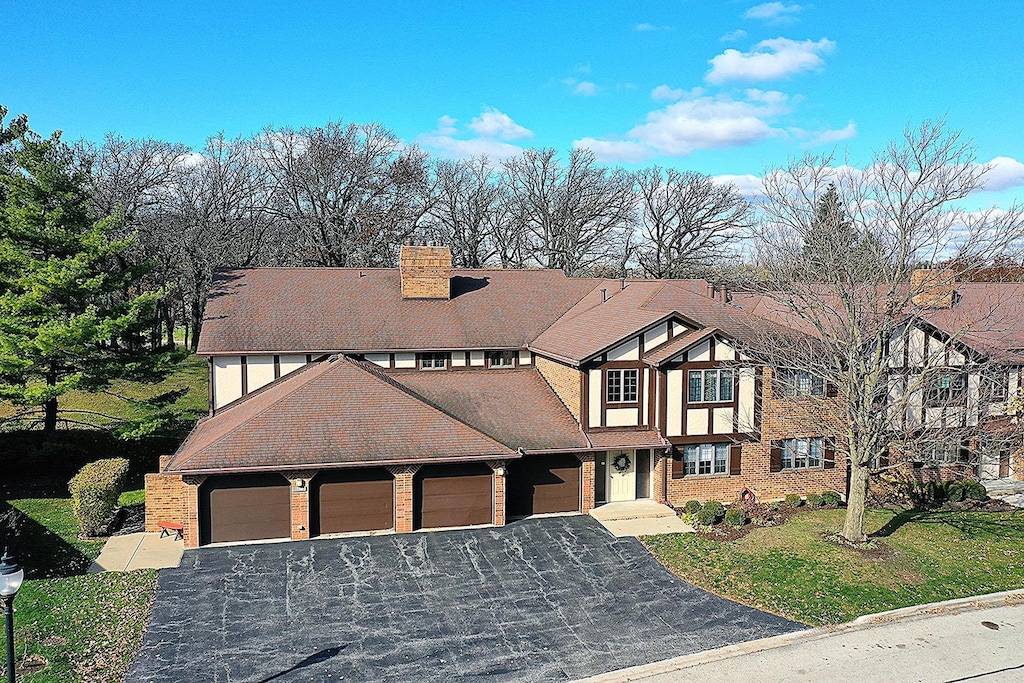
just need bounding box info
[801,121,857,147]
[417,109,532,161]
[744,2,803,23]
[707,37,835,84]
[575,90,790,162]
[713,173,764,198]
[635,22,672,31]
[979,156,1024,192]
[573,81,598,96]
[651,85,686,102]
[467,107,533,140]
[720,29,748,42]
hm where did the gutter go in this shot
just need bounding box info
[166,452,520,476]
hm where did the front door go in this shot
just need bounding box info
[607,450,636,502]
[999,449,1011,479]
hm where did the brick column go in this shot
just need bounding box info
[578,453,596,513]
[488,460,508,526]
[653,450,668,504]
[181,475,207,549]
[283,470,316,540]
[387,465,420,533]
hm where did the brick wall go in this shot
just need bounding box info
[144,472,187,533]
[399,245,452,299]
[489,461,507,526]
[389,465,419,532]
[536,355,582,420]
[578,453,596,513]
[181,475,205,549]
[666,367,847,505]
[282,470,315,540]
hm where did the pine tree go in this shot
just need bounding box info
[800,182,866,280]
[0,108,169,436]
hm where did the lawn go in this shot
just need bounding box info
[3,496,157,683]
[644,507,1024,626]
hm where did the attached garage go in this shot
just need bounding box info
[200,474,291,545]
[312,468,395,535]
[506,454,581,517]
[414,463,493,529]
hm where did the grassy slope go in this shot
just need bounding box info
[645,508,1024,626]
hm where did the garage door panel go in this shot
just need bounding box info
[317,476,394,534]
[415,464,493,529]
[507,455,581,517]
[202,476,291,545]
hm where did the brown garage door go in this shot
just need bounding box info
[415,463,493,529]
[313,468,394,535]
[506,454,581,517]
[200,474,290,545]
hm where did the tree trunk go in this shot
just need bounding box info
[42,397,58,436]
[842,461,870,542]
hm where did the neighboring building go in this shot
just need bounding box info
[146,246,1024,547]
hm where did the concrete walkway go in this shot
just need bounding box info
[985,478,1024,508]
[89,532,184,573]
[590,500,693,537]
[579,590,1024,683]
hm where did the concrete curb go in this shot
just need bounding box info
[575,588,1024,682]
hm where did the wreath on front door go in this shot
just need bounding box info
[611,453,632,473]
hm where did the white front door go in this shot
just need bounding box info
[607,450,636,502]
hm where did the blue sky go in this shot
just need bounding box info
[4,1,1024,204]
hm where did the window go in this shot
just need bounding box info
[606,369,638,403]
[925,441,969,465]
[780,437,823,470]
[985,370,1010,402]
[924,372,966,408]
[775,368,825,397]
[417,352,450,370]
[487,350,516,368]
[687,369,734,403]
[683,443,729,476]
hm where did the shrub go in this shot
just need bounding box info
[724,507,747,527]
[966,480,988,501]
[696,501,725,526]
[784,493,803,508]
[684,500,702,515]
[946,481,967,503]
[821,490,843,507]
[924,480,946,505]
[805,493,823,507]
[68,458,130,536]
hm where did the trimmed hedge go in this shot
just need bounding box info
[684,500,702,515]
[697,501,725,526]
[784,493,803,508]
[821,490,843,507]
[724,507,747,527]
[965,480,988,501]
[805,493,823,507]
[68,458,130,536]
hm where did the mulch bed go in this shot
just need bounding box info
[688,504,844,542]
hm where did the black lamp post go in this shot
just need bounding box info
[0,551,23,683]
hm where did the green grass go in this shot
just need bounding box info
[2,497,157,681]
[644,508,1024,626]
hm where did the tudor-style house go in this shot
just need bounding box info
[145,245,1024,547]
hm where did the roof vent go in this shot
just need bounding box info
[601,288,608,302]
[400,243,453,300]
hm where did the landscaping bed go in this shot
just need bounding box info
[644,507,1024,626]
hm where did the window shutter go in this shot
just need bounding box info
[823,437,836,469]
[729,444,742,475]
[671,452,683,479]
[878,450,890,468]
[769,441,782,472]
[826,381,838,397]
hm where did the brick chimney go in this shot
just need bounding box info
[911,268,956,308]
[399,243,452,299]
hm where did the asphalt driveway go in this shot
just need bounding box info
[128,516,804,682]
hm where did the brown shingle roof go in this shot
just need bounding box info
[386,368,589,452]
[197,268,597,355]
[642,328,720,367]
[586,430,667,450]
[165,356,515,474]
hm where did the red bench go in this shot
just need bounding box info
[158,522,184,541]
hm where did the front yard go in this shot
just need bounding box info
[644,507,1024,626]
[2,495,157,683]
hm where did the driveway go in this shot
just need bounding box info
[128,516,803,682]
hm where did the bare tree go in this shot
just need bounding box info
[426,156,501,268]
[635,167,750,278]
[257,121,433,267]
[741,120,1024,543]
[501,148,635,275]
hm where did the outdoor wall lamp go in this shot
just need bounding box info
[0,550,24,683]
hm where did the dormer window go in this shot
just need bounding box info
[688,369,733,403]
[488,351,516,368]
[418,352,450,370]
[606,369,638,403]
